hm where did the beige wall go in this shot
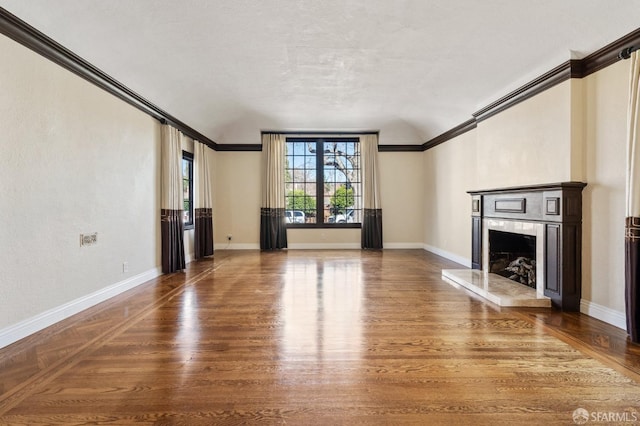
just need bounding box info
[0,36,161,332]
[423,130,478,266]
[476,80,574,188]
[378,152,425,247]
[423,67,629,327]
[582,60,628,316]
[212,150,425,248]
[287,228,361,248]
[423,80,580,267]
[571,79,586,181]
[213,151,261,248]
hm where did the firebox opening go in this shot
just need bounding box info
[488,230,536,288]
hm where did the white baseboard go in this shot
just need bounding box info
[0,266,162,350]
[214,243,261,250]
[384,242,425,249]
[580,299,626,331]
[289,242,425,249]
[423,244,472,268]
[288,243,361,249]
[213,242,426,250]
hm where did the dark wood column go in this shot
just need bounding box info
[468,182,586,311]
[471,196,482,270]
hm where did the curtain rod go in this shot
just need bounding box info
[619,45,640,59]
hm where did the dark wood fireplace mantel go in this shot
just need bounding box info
[468,182,587,311]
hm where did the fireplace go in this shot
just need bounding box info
[443,182,586,311]
[489,230,536,288]
[483,218,546,299]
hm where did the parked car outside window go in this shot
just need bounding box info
[285,210,306,224]
[327,208,354,223]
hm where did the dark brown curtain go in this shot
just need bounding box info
[194,142,214,259]
[161,209,186,273]
[260,207,288,249]
[362,208,383,249]
[160,125,186,274]
[195,208,214,259]
[260,134,288,250]
[625,51,640,343]
[626,218,640,342]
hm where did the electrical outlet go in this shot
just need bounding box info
[227,234,232,241]
[122,262,129,273]
[80,232,98,247]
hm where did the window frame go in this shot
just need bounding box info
[285,137,361,229]
[182,150,194,230]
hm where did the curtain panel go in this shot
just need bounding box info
[360,134,383,249]
[161,125,186,273]
[260,134,288,250]
[194,141,214,259]
[626,51,640,343]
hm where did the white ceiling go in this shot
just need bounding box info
[2,0,640,144]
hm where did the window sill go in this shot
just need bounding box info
[286,223,361,229]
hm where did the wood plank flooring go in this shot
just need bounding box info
[1,249,639,425]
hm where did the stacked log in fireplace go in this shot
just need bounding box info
[490,254,536,288]
[488,230,537,289]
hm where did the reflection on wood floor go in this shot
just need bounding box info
[1,249,639,424]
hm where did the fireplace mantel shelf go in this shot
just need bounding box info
[467,181,587,196]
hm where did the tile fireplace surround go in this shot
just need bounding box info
[443,182,587,310]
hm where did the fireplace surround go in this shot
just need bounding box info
[467,182,587,310]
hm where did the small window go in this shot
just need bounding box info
[182,151,194,229]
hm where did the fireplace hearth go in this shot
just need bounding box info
[443,182,586,310]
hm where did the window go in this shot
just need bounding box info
[182,151,194,229]
[285,137,361,227]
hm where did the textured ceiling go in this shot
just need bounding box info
[1,0,640,144]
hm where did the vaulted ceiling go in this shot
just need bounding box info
[1,0,639,145]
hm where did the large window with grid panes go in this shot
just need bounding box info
[285,137,361,227]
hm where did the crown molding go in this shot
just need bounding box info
[261,130,379,136]
[215,144,262,152]
[582,27,640,77]
[378,145,424,152]
[0,7,219,150]
[423,26,640,151]
[2,6,639,154]
[422,119,478,151]
[472,60,582,123]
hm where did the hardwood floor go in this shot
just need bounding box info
[1,249,639,425]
